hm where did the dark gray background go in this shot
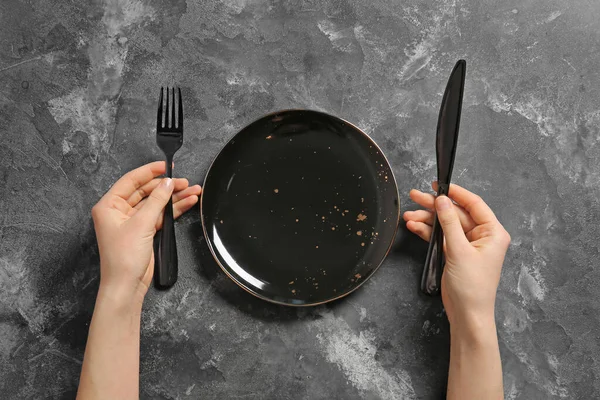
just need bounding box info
[1,0,598,399]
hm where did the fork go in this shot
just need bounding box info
[155,87,183,289]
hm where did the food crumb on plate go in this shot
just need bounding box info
[357,231,362,236]
[361,197,364,203]
[361,242,365,246]
[296,219,299,222]
[274,188,279,193]
[331,227,335,231]
[266,135,272,139]
[355,273,362,279]
[315,245,319,249]
[289,281,295,285]
[291,289,296,294]
[220,220,223,224]
[357,213,367,222]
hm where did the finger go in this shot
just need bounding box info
[403,209,434,225]
[132,178,175,227]
[467,222,510,248]
[98,194,132,215]
[107,161,166,200]
[409,189,435,210]
[127,177,189,207]
[435,196,470,252]
[172,184,202,203]
[154,195,200,230]
[409,189,476,232]
[432,182,498,225]
[406,220,432,242]
[131,184,202,212]
[173,195,199,219]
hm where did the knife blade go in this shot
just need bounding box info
[420,60,466,296]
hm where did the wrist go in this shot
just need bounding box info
[97,281,145,315]
[450,312,498,347]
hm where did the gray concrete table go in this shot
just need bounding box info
[1,1,598,399]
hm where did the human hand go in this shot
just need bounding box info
[403,183,510,332]
[91,161,202,305]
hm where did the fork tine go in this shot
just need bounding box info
[178,88,183,129]
[171,87,176,129]
[157,87,164,128]
[165,86,170,128]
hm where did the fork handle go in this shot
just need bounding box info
[155,158,178,289]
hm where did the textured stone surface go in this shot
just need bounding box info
[1,0,599,399]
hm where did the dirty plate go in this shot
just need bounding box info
[201,110,399,306]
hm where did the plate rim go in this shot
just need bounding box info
[200,108,401,306]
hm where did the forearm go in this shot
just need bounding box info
[447,317,503,400]
[77,285,143,400]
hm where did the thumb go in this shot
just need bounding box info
[134,178,174,228]
[435,195,469,251]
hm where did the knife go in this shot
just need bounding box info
[420,60,466,296]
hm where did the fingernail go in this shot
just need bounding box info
[161,178,173,189]
[436,196,451,210]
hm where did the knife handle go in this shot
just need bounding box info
[420,183,449,295]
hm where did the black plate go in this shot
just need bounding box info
[201,110,399,306]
